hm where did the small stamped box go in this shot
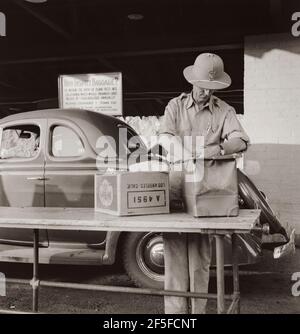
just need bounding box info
[95,171,170,216]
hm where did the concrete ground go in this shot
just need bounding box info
[0,248,299,314]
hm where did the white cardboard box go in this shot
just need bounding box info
[95,172,170,216]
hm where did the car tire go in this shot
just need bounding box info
[122,232,164,289]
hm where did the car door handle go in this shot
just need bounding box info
[26,177,49,181]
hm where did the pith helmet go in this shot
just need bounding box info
[183,53,231,90]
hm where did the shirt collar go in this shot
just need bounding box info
[186,92,218,113]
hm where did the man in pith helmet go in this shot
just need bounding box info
[159,53,250,314]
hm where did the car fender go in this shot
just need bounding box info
[238,168,289,248]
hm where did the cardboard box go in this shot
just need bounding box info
[95,171,170,216]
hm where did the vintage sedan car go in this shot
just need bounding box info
[0,109,290,289]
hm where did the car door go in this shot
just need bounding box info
[0,120,48,246]
[44,119,106,246]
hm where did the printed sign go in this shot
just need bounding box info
[58,72,122,116]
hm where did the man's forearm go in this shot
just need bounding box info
[221,137,247,154]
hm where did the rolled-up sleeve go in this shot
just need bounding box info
[221,108,250,145]
[159,100,178,136]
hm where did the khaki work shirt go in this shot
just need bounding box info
[160,92,249,154]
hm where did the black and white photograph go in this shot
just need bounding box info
[0,0,299,322]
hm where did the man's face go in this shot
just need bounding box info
[192,85,214,104]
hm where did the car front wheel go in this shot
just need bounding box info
[122,232,164,289]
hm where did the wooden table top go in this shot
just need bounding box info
[0,207,261,234]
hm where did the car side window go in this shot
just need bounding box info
[51,125,84,157]
[0,124,40,159]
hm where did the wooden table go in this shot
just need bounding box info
[0,207,261,314]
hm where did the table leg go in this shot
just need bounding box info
[232,233,240,314]
[215,234,225,314]
[32,229,39,312]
